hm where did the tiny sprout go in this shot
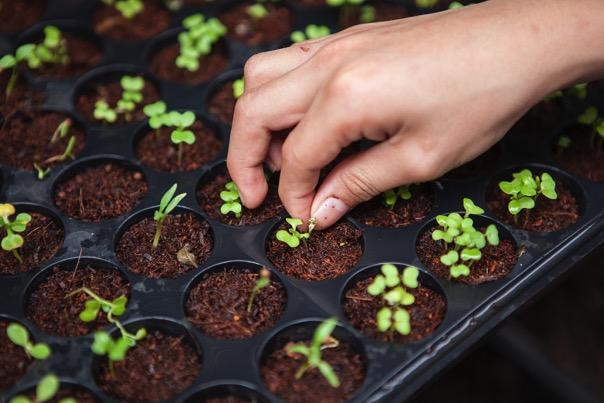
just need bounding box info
[432,198,500,278]
[0,204,32,263]
[569,83,588,100]
[168,111,197,166]
[220,181,242,218]
[247,3,268,19]
[499,169,557,217]
[91,327,147,373]
[66,287,128,323]
[359,5,375,23]
[6,323,51,360]
[93,100,118,123]
[94,75,146,123]
[9,374,74,403]
[232,78,245,99]
[382,185,412,208]
[448,1,464,8]
[577,106,604,149]
[143,101,168,135]
[556,136,572,155]
[367,264,419,335]
[33,163,51,181]
[415,0,439,8]
[276,218,311,248]
[290,25,331,43]
[247,267,271,313]
[43,119,76,166]
[285,317,340,388]
[101,0,144,19]
[176,13,227,72]
[153,184,187,248]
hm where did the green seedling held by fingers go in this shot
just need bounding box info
[153,183,187,248]
[498,169,557,220]
[9,374,75,403]
[276,218,312,248]
[285,317,341,388]
[0,203,32,263]
[6,323,51,360]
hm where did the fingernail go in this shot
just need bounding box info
[311,197,350,229]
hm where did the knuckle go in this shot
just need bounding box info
[243,54,265,83]
[338,168,379,203]
[281,141,304,167]
[234,92,255,120]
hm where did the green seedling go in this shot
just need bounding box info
[101,0,144,19]
[556,135,572,155]
[33,163,51,181]
[247,3,268,18]
[290,24,331,43]
[276,217,311,248]
[66,287,128,323]
[42,118,76,166]
[569,83,588,100]
[415,0,439,8]
[326,0,374,26]
[6,323,51,360]
[168,111,197,166]
[91,328,147,375]
[285,317,341,388]
[9,374,75,403]
[232,78,244,99]
[176,13,227,72]
[220,181,242,218]
[153,183,187,247]
[577,106,604,149]
[0,203,31,263]
[247,267,271,313]
[143,101,168,137]
[93,75,146,123]
[432,198,500,278]
[382,185,412,208]
[367,264,419,336]
[499,169,557,219]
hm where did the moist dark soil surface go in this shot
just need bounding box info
[487,182,580,232]
[0,0,46,32]
[0,212,63,275]
[220,2,293,46]
[98,330,201,403]
[0,321,31,390]
[416,228,518,285]
[25,33,102,79]
[0,110,85,171]
[343,277,446,343]
[54,162,148,221]
[514,99,564,133]
[208,80,237,124]
[116,213,213,279]
[186,267,286,339]
[266,221,363,281]
[339,1,409,29]
[76,77,160,125]
[351,184,434,228]
[20,387,98,403]
[150,42,229,85]
[197,171,283,226]
[135,122,223,172]
[261,341,366,403]
[0,72,44,115]
[555,126,604,182]
[444,145,501,180]
[93,1,171,41]
[26,265,130,337]
[299,0,327,7]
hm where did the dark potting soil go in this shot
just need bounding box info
[116,213,213,279]
[150,42,230,85]
[343,277,446,343]
[555,126,604,182]
[0,72,44,115]
[0,110,85,171]
[416,228,518,285]
[203,397,249,403]
[298,0,327,7]
[186,267,286,339]
[514,99,564,133]
[25,265,130,337]
[98,330,201,403]
[19,387,98,403]
[0,0,46,33]
[0,212,63,275]
[444,145,501,180]
[487,182,580,232]
[25,33,102,79]
[75,78,160,125]
[266,221,363,281]
[54,162,148,221]
[351,184,434,228]
[339,1,409,29]
[0,321,31,390]
[261,341,366,403]
[135,121,223,172]
[220,2,293,46]
[197,171,283,226]
[93,1,171,41]
[207,79,237,124]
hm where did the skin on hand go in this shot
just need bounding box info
[227,0,604,230]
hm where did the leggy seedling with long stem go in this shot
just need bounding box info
[6,322,51,360]
[276,218,312,248]
[153,183,187,248]
[285,317,341,388]
[247,267,271,313]
[0,203,32,263]
[498,169,557,222]
[9,374,75,403]
[176,13,227,72]
[168,111,196,167]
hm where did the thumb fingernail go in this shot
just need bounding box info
[311,197,350,229]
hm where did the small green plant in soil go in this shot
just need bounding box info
[6,322,51,360]
[101,0,144,18]
[276,217,312,248]
[290,24,331,43]
[232,78,245,99]
[576,106,604,149]
[247,267,271,313]
[0,203,32,263]
[9,374,75,403]
[367,264,419,335]
[498,169,557,220]
[285,317,341,388]
[382,185,412,208]
[220,181,242,218]
[153,183,187,247]
[327,0,376,25]
[556,135,572,155]
[432,198,500,278]
[246,0,279,19]
[93,75,145,123]
[176,13,227,72]
[35,118,76,178]
[143,100,168,137]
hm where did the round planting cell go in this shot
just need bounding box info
[92,0,171,41]
[184,384,269,403]
[25,260,131,337]
[197,162,283,226]
[342,263,447,344]
[185,262,286,340]
[0,0,46,33]
[53,159,148,222]
[219,1,293,46]
[116,207,214,279]
[0,319,33,390]
[266,218,364,281]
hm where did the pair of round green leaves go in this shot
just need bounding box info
[499,169,557,215]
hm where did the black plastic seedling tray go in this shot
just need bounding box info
[1,1,604,402]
